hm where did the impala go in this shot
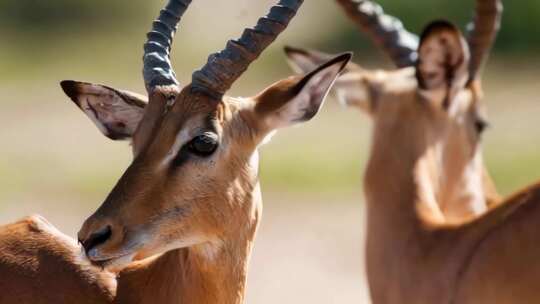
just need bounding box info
[286,0,502,223]
[0,0,351,303]
[288,1,540,303]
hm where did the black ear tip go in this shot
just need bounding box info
[284,45,309,57]
[300,52,353,80]
[338,52,353,63]
[329,52,353,72]
[60,80,78,98]
[341,52,353,71]
[283,45,294,53]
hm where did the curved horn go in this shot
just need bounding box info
[191,0,304,98]
[467,0,503,81]
[143,0,192,93]
[335,0,419,68]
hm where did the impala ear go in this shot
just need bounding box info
[285,46,361,75]
[60,81,147,140]
[284,46,372,113]
[254,53,352,132]
[416,20,470,109]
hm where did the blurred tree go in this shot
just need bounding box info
[0,0,538,55]
[326,0,540,55]
[0,0,151,34]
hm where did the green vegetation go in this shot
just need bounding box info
[0,0,151,34]
[326,0,540,54]
[2,1,539,53]
[0,1,538,206]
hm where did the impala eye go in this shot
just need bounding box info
[187,133,218,157]
[474,118,489,134]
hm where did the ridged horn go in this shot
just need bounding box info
[192,0,304,98]
[143,0,192,93]
[467,0,503,81]
[335,0,419,68]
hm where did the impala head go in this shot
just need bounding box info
[285,0,502,222]
[62,0,350,268]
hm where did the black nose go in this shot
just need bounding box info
[80,225,112,255]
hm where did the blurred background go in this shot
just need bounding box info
[0,0,538,302]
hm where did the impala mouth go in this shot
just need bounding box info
[86,251,137,270]
[80,240,141,270]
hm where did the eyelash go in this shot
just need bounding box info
[187,135,218,157]
[475,118,489,134]
[172,134,219,167]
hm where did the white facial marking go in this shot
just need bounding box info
[134,232,211,260]
[259,130,277,146]
[160,127,192,167]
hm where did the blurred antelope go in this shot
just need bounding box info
[287,1,540,303]
[0,0,351,303]
[286,0,502,223]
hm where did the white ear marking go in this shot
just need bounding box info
[61,81,147,140]
[266,55,350,130]
[79,96,111,137]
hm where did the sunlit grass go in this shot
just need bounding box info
[1,77,538,207]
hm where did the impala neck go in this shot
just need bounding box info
[363,111,487,303]
[116,186,262,304]
[364,100,488,234]
[363,117,440,303]
[364,123,427,243]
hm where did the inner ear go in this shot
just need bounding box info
[251,53,351,134]
[61,81,147,140]
[416,20,470,109]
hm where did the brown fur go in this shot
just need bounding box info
[355,29,536,303]
[286,24,515,303]
[75,86,268,304]
[286,48,498,223]
[363,99,540,302]
[0,53,349,304]
[0,216,115,304]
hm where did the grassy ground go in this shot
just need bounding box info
[0,60,539,215]
[0,59,538,246]
[261,61,540,196]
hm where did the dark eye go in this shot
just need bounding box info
[475,118,489,134]
[187,133,218,157]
